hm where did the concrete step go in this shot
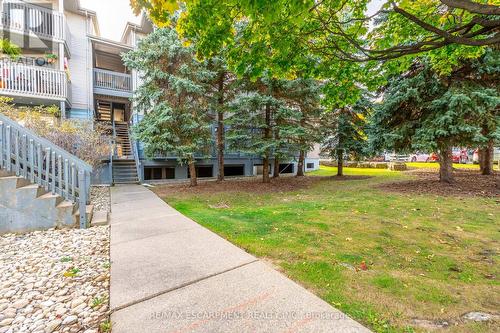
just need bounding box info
[91,210,109,226]
[74,204,95,227]
[0,170,80,234]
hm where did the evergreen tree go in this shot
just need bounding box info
[280,78,323,177]
[321,97,371,176]
[227,75,301,183]
[370,54,499,183]
[122,27,214,186]
[204,56,237,182]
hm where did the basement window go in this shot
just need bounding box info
[279,164,294,174]
[188,165,213,178]
[144,167,175,180]
[224,165,245,176]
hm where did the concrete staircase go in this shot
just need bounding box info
[0,170,108,234]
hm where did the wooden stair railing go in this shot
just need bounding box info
[0,113,92,228]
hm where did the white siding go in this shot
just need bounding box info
[66,12,91,113]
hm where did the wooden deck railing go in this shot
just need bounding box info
[0,62,68,100]
[0,1,65,41]
[0,113,92,228]
[93,69,132,92]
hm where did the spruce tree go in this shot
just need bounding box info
[321,97,371,176]
[370,54,499,183]
[122,27,214,186]
[227,75,300,183]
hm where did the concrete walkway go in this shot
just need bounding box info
[110,184,370,333]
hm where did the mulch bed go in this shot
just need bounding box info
[378,169,499,198]
[152,175,370,196]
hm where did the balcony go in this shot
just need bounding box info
[0,1,66,42]
[93,68,132,98]
[0,62,68,101]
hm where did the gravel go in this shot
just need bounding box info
[0,226,110,333]
[90,186,111,213]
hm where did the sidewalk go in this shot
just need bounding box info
[110,184,370,333]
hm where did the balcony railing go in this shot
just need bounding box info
[0,1,65,41]
[0,62,68,100]
[93,69,132,93]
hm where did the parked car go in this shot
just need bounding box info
[452,148,469,164]
[429,153,439,162]
[409,152,430,162]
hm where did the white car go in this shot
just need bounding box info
[409,152,430,162]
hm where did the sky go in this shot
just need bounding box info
[80,0,140,41]
[79,0,386,42]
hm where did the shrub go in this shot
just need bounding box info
[0,98,110,167]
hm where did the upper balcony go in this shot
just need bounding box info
[93,68,132,98]
[0,61,69,103]
[0,1,71,54]
[91,36,133,99]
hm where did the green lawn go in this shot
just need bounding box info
[406,162,481,170]
[156,167,499,333]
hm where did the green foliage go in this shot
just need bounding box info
[227,75,321,163]
[0,39,20,57]
[321,95,372,160]
[370,53,500,154]
[122,27,213,164]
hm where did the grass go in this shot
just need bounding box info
[406,162,481,170]
[158,166,499,333]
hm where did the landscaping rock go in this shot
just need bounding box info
[389,162,408,171]
[411,319,449,329]
[358,162,372,168]
[0,227,110,333]
[370,162,388,169]
[462,312,499,322]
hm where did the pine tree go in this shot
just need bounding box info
[204,56,238,182]
[280,78,323,177]
[370,54,499,183]
[122,27,214,186]
[321,97,371,176]
[227,75,301,183]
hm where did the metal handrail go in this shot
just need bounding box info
[129,126,142,183]
[0,113,92,228]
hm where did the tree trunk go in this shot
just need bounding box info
[216,72,225,182]
[188,159,197,187]
[273,158,280,178]
[262,155,270,183]
[263,102,272,183]
[438,145,454,183]
[337,148,344,177]
[297,150,305,177]
[480,140,494,175]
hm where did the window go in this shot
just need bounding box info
[224,165,245,176]
[144,167,175,180]
[306,163,315,169]
[188,165,213,178]
[279,164,294,174]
